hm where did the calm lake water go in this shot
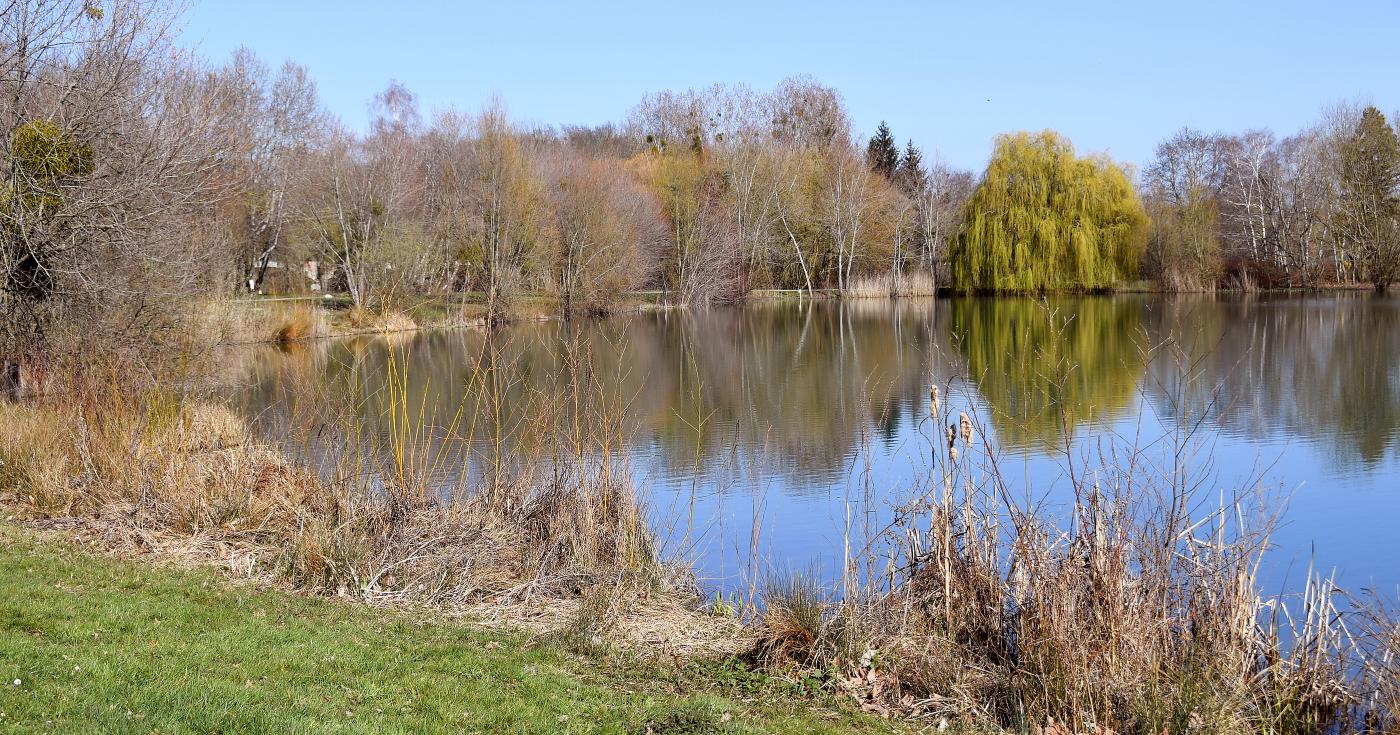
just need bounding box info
[232,295,1400,597]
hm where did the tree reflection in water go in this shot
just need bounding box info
[230,294,1400,591]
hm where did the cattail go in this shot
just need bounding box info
[929,384,940,418]
[949,446,959,462]
[958,412,974,445]
[946,424,956,449]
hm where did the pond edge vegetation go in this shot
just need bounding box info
[2,1,1400,732]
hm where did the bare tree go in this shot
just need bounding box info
[824,143,876,291]
[541,150,663,316]
[1142,128,1226,289]
[1218,130,1279,267]
[301,83,426,309]
[221,50,328,293]
[769,143,818,295]
[470,103,546,322]
[1,0,229,390]
[912,159,973,291]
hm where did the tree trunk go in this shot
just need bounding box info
[1,360,22,400]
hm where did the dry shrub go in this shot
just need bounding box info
[344,305,375,329]
[191,300,268,345]
[375,311,418,333]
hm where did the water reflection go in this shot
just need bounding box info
[1141,295,1400,468]
[948,297,1145,450]
[230,294,1400,590]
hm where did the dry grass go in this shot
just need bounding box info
[345,305,418,333]
[270,304,330,343]
[1356,598,1400,734]
[745,334,1397,733]
[195,301,425,348]
[846,272,937,299]
[755,568,829,667]
[0,344,701,650]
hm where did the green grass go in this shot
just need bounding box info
[0,524,895,734]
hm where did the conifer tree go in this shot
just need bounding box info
[1338,106,1400,291]
[896,139,926,194]
[949,130,1147,293]
[866,121,898,179]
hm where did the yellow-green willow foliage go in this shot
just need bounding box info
[950,297,1144,449]
[950,131,1148,293]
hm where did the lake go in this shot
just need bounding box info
[231,294,1400,598]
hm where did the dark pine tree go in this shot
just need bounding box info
[897,139,926,194]
[866,121,899,179]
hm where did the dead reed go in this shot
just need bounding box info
[845,272,938,299]
[745,311,1398,734]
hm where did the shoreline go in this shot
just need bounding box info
[223,283,1391,347]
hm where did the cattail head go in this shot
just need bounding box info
[946,424,956,448]
[959,412,974,445]
[949,446,959,462]
[929,384,940,418]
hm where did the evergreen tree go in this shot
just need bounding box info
[1338,106,1400,291]
[896,139,926,194]
[949,130,1147,293]
[866,121,898,179]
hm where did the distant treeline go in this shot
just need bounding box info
[3,0,1399,369]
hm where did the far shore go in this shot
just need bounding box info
[225,281,1391,347]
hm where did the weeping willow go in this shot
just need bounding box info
[950,131,1148,293]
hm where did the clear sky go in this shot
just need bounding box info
[182,0,1400,172]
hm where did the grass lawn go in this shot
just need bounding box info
[0,524,895,734]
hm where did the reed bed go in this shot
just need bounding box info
[746,343,1399,734]
[845,271,938,299]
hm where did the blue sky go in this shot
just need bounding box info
[183,1,1400,172]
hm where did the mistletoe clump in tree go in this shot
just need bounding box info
[950,130,1147,293]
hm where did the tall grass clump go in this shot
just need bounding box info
[271,304,329,344]
[754,567,830,667]
[345,305,418,334]
[748,317,1397,733]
